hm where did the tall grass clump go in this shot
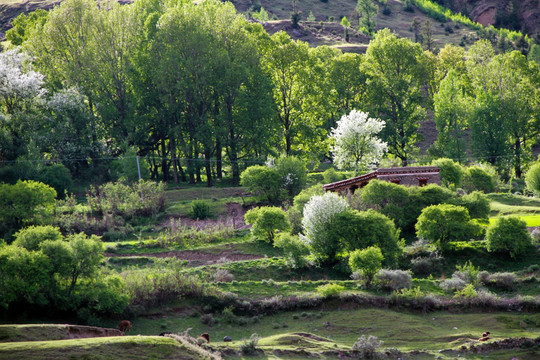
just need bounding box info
[158,220,235,247]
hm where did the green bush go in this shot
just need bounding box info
[191,200,211,219]
[240,165,282,204]
[86,180,165,218]
[454,191,490,219]
[275,156,308,198]
[349,246,384,287]
[463,165,496,193]
[360,180,409,228]
[525,162,540,195]
[0,180,57,240]
[322,168,347,184]
[329,209,401,266]
[486,216,532,258]
[316,283,346,297]
[13,225,63,251]
[416,204,483,251]
[431,158,464,188]
[273,233,309,268]
[244,206,290,243]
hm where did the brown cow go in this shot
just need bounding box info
[118,320,132,333]
[200,333,210,343]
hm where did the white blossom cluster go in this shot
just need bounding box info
[0,49,46,112]
[301,192,349,245]
[329,110,387,174]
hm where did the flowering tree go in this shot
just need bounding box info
[329,110,387,175]
[0,49,45,114]
[301,192,349,261]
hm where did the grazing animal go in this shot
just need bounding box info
[223,336,232,342]
[478,336,490,341]
[482,331,490,337]
[200,333,210,343]
[118,320,132,333]
[159,332,173,336]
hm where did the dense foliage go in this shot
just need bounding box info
[0,0,537,191]
[486,216,532,258]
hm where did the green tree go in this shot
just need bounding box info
[65,233,103,292]
[363,29,428,166]
[5,9,49,46]
[431,158,464,188]
[486,216,532,258]
[261,31,315,155]
[330,209,401,266]
[432,71,469,162]
[356,0,378,35]
[275,156,308,198]
[341,16,351,42]
[244,206,290,243]
[240,165,282,204]
[349,246,384,287]
[462,166,496,193]
[416,204,482,251]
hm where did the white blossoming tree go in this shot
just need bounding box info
[0,49,45,114]
[329,110,387,175]
[301,192,349,261]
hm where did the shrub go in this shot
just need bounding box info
[322,168,346,184]
[244,206,290,243]
[360,180,408,228]
[455,191,490,219]
[454,261,480,284]
[86,180,165,218]
[316,283,346,297]
[273,233,309,268]
[463,165,496,193]
[240,165,282,204]
[410,252,444,275]
[214,269,234,282]
[439,278,467,292]
[275,156,308,198]
[0,180,56,239]
[349,246,384,287]
[302,192,349,261]
[191,200,211,219]
[454,283,477,298]
[525,162,540,195]
[416,204,483,251]
[482,272,516,290]
[329,209,401,266]
[201,313,215,326]
[376,269,412,291]
[352,335,383,359]
[13,225,63,251]
[240,333,260,355]
[432,158,464,188]
[486,216,532,258]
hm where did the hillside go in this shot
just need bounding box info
[439,0,539,38]
[0,0,512,50]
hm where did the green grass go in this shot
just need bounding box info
[488,193,540,216]
[0,336,192,360]
[489,214,540,227]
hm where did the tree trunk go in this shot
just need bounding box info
[161,137,169,182]
[170,136,179,184]
[204,147,213,187]
[216,138,222,180]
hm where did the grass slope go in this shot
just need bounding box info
[0,336,197,360]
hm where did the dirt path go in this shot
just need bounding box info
[106,248,264,266]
